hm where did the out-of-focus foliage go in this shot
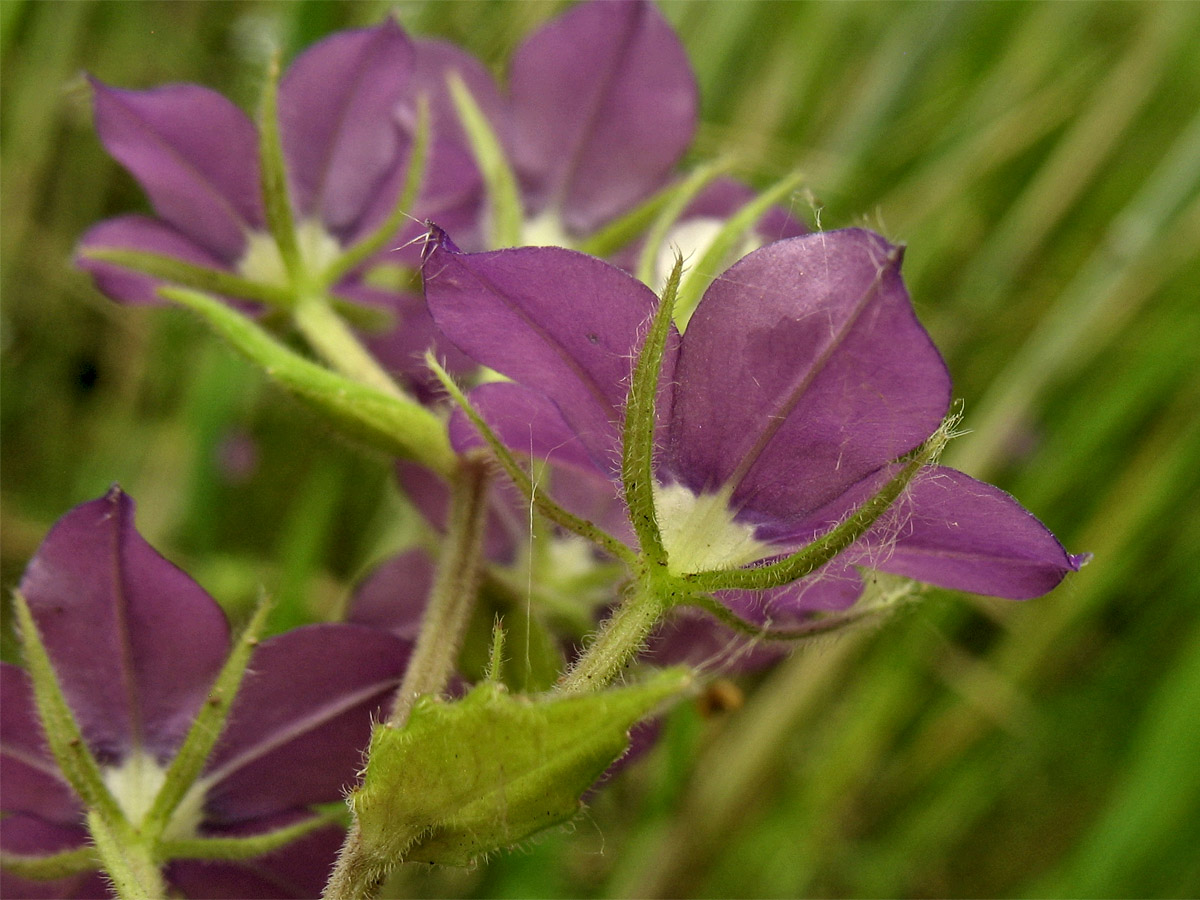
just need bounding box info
[2,2,1197,897]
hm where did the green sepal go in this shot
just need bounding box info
[323,97,431,288]
[11,593,126,829]
[79,248,294,309]
[351,668,691,868]
[159,811,339,861]
[634,159,733,287]
[674,169,808,328]
[621,254,683,567]
[425,352,636,564]
[577,161,727,261]
[162,286,455,478]
[447,71,523,248]
[459,589,565,693]
[257,51,302,281]
[683,415,956,594]
[143,596,272,836]
[0,845,100,881]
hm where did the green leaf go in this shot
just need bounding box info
[162,286,455,478]
[78,248,294,309]
[351,668,691,868]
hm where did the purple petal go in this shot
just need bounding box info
[668,229,951,525]
[201,623,406,821]
[647,608,784,673]
[851,466,1085,599]
[279,22,414,239]
[90,79,261,261]
[450,382,602,476]
[18,487,230,764]
[409,38,507,157]
[346,549,432,639]
[423,235,672,472]
[0,664,81,824]
[509,0,698,232]
[76,215,231,306]
[0,816,107,900]
[168,812,344,900]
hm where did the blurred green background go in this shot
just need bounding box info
[2,1,1198,897]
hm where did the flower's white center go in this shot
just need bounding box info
[653,482,772,576]
[521,210,574,249]
[102,752,207,841]
[655,216,764,328]
[238,219,343,286]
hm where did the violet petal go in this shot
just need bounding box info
[0,664,81,825]
[669,229,951,524]
[18,487,230,765]
[200,623,406,821]
[509,0,697,232]
[279,22,414,239]
[851,465,1085,600]
[90,79,261,261]
[76,215,230,306]
[346,549,432,640]
[423,238,670,472]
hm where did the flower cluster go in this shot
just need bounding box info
[4,1,1087,896]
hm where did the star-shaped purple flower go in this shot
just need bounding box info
[75,21,473,310]
[0,488,408,898]
[421,226,1086,611]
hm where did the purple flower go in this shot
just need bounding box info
[421,226,1086,612]
[403,0,697,250]
[1,488,408,899]
[75,21,473,309]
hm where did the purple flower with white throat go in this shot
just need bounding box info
[0,488,408,898]
[75,21,472,310]
[421,226,1086,615]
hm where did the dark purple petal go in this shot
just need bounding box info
[18,487,230,765]
[169,812,344,900]
[76,215,231,306]
[423,236,672,472]
[668,229,951,525]
[850,466,1086,599]
[0,664,81,824]
[449,383,635,545]
[201,624,406,821]
[647,609,784,673]
[90,79,262,261]
[346,549,432,639]
[0,816,106,900]
[509,0,697,232]
[279,22,414,238]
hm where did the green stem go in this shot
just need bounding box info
[293,292,406,399]
[86,809,165,900]
[557,577,670,694]
[323,822,388,900]
[258,52,302,280]
[388,455,492,727]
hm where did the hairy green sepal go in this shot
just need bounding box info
[351,668,691,868]
[447,72,523,248]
